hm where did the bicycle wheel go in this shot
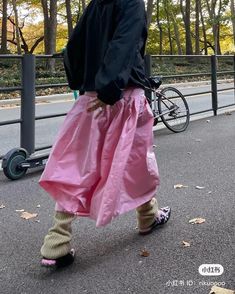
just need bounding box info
[158,87,190,133]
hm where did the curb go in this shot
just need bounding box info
[0,93,74,107]
[153,107,235,131]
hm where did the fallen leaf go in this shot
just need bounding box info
[140,249,150,257]
[174,184,188,189]
[20,211,38,220]
[15,209,25,212]
[195,186,205,190]
[189,217,206,224]
[209,285,235,294]
[0,204,6,209]
[182,241,191,247]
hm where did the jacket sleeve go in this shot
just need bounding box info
[95,0,146,105]
[63,4,90,90]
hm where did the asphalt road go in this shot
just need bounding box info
[0,113,234,294]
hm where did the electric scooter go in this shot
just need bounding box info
[2,91,78,180]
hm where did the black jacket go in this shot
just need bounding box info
[64,0,148,105]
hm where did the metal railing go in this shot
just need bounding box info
[0,54,234,160]
[0,54,68,159]
[145,54,235,116]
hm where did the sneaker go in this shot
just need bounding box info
[41,248,75,268]
[139,207,171,235]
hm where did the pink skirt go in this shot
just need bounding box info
[39,88,160,226]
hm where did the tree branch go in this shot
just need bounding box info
[30,36,44,53]
[7,39,17,45]
[191,32,215,50]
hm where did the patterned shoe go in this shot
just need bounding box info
[139,207,171,235]
[41,248,75,268]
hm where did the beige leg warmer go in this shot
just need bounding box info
[136,198,159,230]
[40,211,76,259]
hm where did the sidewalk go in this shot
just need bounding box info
[0,113,234,294]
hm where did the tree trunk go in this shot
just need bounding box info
[49,0,57,54]
[213,22,218,54]
[185,0,193,54]
[41,0,57,55]
[216,23,221,55]
[12,0,21,54]
[41,0,57,71]
[41,0,50,54]
[199,1,208,54]
[65,0,73,38]
[156,0,163,55]
[146,0,154,30]
[231,0,235,46]
[164,1,173,54]
[180,0,193,55]
[195,0,200,55]
[0,0,8,53]
[205,0,224,55]
[171,12,183,55]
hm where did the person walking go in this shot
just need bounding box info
[39,0,171,268]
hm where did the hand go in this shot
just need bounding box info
[87,98,106,118]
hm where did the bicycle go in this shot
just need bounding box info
[146,76,190,133]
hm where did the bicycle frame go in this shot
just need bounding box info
[146,87,179,120]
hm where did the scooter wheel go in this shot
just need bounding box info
[2,150,28,180]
